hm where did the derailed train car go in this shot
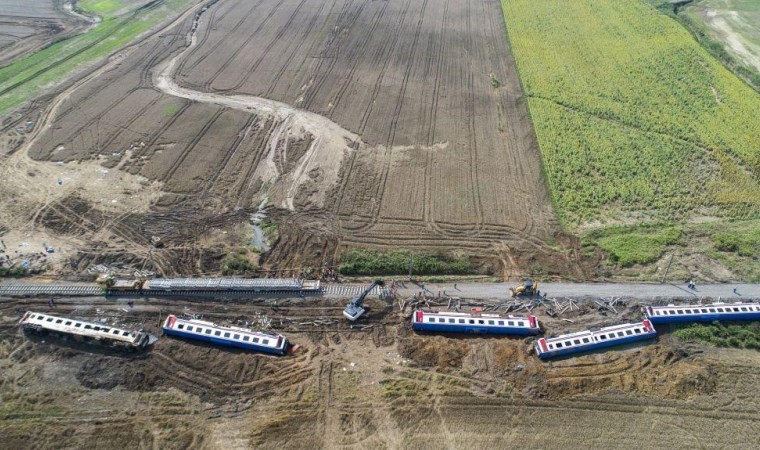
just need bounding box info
[644,302,760,324]
[19,311,155,350]
[534,320,657,360]
[162,315,289,356]
[411,310,541,335]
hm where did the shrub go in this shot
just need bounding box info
[338,248,475,276]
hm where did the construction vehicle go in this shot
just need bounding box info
[343,280,384,321]
[96,273,143,292]
[510,280,539,298]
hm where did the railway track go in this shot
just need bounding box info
[0,283,388,298]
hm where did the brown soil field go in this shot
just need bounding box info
[0,0,577,279]
[2,295,760,448]
[0,0,89,67]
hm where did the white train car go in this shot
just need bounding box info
[534,320,657,360]
[644,302,760,324]
[162,315,288,355]
[411,310,540,335]
[18,311,154,350]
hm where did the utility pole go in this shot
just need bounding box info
[661,253,674,284]
[408,253,414,280]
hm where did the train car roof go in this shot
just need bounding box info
[543,322,650,343]
[417,310,532,319]
[169,316,283,339]
[21,312,143,344]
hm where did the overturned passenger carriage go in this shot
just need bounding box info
[18,311,155,350]
[162,315,289,355]
[411,310,540,335]
[534,320,656,360]
[644,302,760,324]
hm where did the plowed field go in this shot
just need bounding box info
[2,295,760,448]
[1,0,568,277]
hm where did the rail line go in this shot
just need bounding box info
[0,283,388,297]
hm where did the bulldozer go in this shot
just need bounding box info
[510,280,539,298]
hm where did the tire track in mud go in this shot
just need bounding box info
[201,113,258,195]
[201,0,284,92]
[233,118,278,206]
[262,0,329,99]
[338,0,413,229]
[209,0,310,94]
[357,0,429,236]
[300,0,361,111]
[129,100,192,161]
[227,0,310,93]
[160,107,225,183]
[326,0,389,120]
[176,0,263,78]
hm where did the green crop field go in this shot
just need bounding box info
[501,0,760,228]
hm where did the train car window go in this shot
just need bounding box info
[122,331,129,336]
[556,342,563,348]
[234,334,241,340]
[65,321,72,326]
[186,326,193,331]
[573,339,581,345]
[46,317,54,322]
[599,335,607,340]
[733,308,740,312]
[93,326,101,332]
[617,332,624,337]
[741,307,748,312]
[684,310,692,314]
[29,314,36,319]
[498,321,504,326]
[518,322,524,327]
[205,329,212,334]
[55,319,63,324]
[439,318,445,323]
[243,336,250,341]
[224,332,231,338]
[177,324,184,330]
[75,323,82,327]
[84,325,92,329]
[582,338,590,343]
[676,310,684,314]
[478,320,484,324]
[469,320,475,324]
[548,344,554,349]
[458,319,465,324]
[634,329,641,334]
[263,339,269,345]
[253,338,259,343]
[102,328,109,333]
[717,308,724,312]
[626,330,633,335]
[428,318,435,322]
[508,321,514,326]
[113,330,119,334]
[488,320,495,325]
[215,331,221,336]
[701,309,708,313]
[709,308,716,312]
[449,319,455,323]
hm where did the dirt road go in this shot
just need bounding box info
[397,281,760,301]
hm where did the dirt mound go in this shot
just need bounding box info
[399,335,470,369]
[398,332,713,400]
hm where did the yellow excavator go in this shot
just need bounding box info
[510,280,539,298]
